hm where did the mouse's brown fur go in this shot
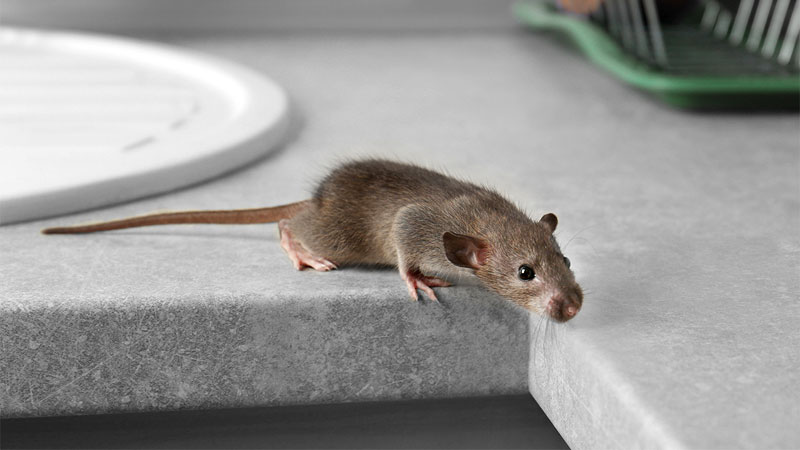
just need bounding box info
[42,159,583,321]
[288,159,582,320]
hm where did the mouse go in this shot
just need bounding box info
[43,159,583,322]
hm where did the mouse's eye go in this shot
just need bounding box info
[563,257,571,268]
[518,265,535,281]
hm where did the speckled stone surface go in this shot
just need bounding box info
[2,30,799,448]
[1,280,527,418]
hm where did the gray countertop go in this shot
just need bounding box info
[2,30,798,449]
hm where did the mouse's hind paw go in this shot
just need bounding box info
[294,253,338,271]
[279,219,338,272]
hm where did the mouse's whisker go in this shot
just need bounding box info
[532,312,549,370]
[566,236,601,258]
[553,320,563,348]
[545,318,560,387]
[544,317,551,346]
[562,224,596,252]
[531,314,541,368]
[539,317,550,378]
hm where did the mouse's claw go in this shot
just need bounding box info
[402,270,449,302]
[405,282,420,301]
[298,255,338,272]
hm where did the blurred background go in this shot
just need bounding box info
[4,0,524,32]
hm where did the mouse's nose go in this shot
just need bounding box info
[564,303,579,319]
[548,293,581,322]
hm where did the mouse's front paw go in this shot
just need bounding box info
[401,270,451,302]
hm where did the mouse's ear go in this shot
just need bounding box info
[443,232,490,270]
[540,213,558,233]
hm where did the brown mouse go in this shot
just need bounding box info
[43,159,583,322]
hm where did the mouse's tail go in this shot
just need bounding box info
[41,200,311,234]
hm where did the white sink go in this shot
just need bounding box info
[0,27,289,225]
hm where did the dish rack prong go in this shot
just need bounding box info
[596,0,669,66]
[589,0,799,71]
[514,0,800,108]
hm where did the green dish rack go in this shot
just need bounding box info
[513,0,800,109]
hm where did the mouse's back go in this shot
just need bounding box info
[314,159,473,206]
[290,159,491,265]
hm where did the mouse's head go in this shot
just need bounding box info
[443,213,583,322]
